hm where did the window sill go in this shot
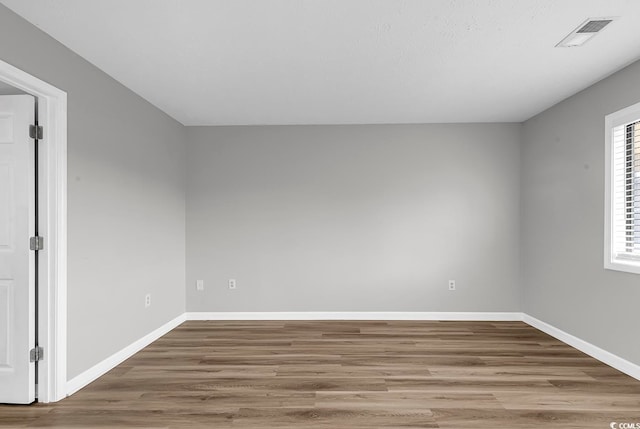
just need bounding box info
[605,259,640,275]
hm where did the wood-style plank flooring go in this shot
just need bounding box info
[1,320,640,428]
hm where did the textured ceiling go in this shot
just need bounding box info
[2,0,640,125]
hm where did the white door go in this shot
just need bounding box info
[0,95,36,404]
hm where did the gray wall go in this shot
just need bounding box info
[186,124,521,312]
[0,5,186,379]
[521,59,640,366]
[0,80,27,95]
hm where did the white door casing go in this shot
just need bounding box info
[0,58,67,404]
[0,95,35,404]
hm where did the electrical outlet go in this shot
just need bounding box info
[145,293,151,307]
[448,280,456,291]
[228,279,237,289]
[196,280,204,291]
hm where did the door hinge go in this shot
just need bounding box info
[29,125,43,140]
[30,236,44,251]
[30,346,44,362]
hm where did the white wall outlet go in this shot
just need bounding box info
[448,280,456,291]
[145,293,151,307]
[228,279,237,289]
[196,280,204,291]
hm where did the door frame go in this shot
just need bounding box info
[0,59,67,403]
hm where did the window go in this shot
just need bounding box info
[605,101,640,273]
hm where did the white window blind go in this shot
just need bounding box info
[612,120,640,261]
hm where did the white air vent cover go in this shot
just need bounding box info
[556,17,617,47]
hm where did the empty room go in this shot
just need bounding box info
[0,0,640,427]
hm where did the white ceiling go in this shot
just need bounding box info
[2,0,640,126]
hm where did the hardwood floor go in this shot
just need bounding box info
[1,320,639,428]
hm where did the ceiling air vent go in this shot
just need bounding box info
[556,17,616,47]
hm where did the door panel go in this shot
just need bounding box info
[0,95,35,404]
[0,282,12,366]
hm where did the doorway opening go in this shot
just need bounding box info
[0,59,67,403]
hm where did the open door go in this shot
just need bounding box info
[0,95,36,404]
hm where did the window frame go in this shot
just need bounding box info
[604,100,640,274]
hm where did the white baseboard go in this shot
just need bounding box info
[63,311,640,400]
[66,313,187,396]
[523,314,640,381]
[185,311,524,321]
